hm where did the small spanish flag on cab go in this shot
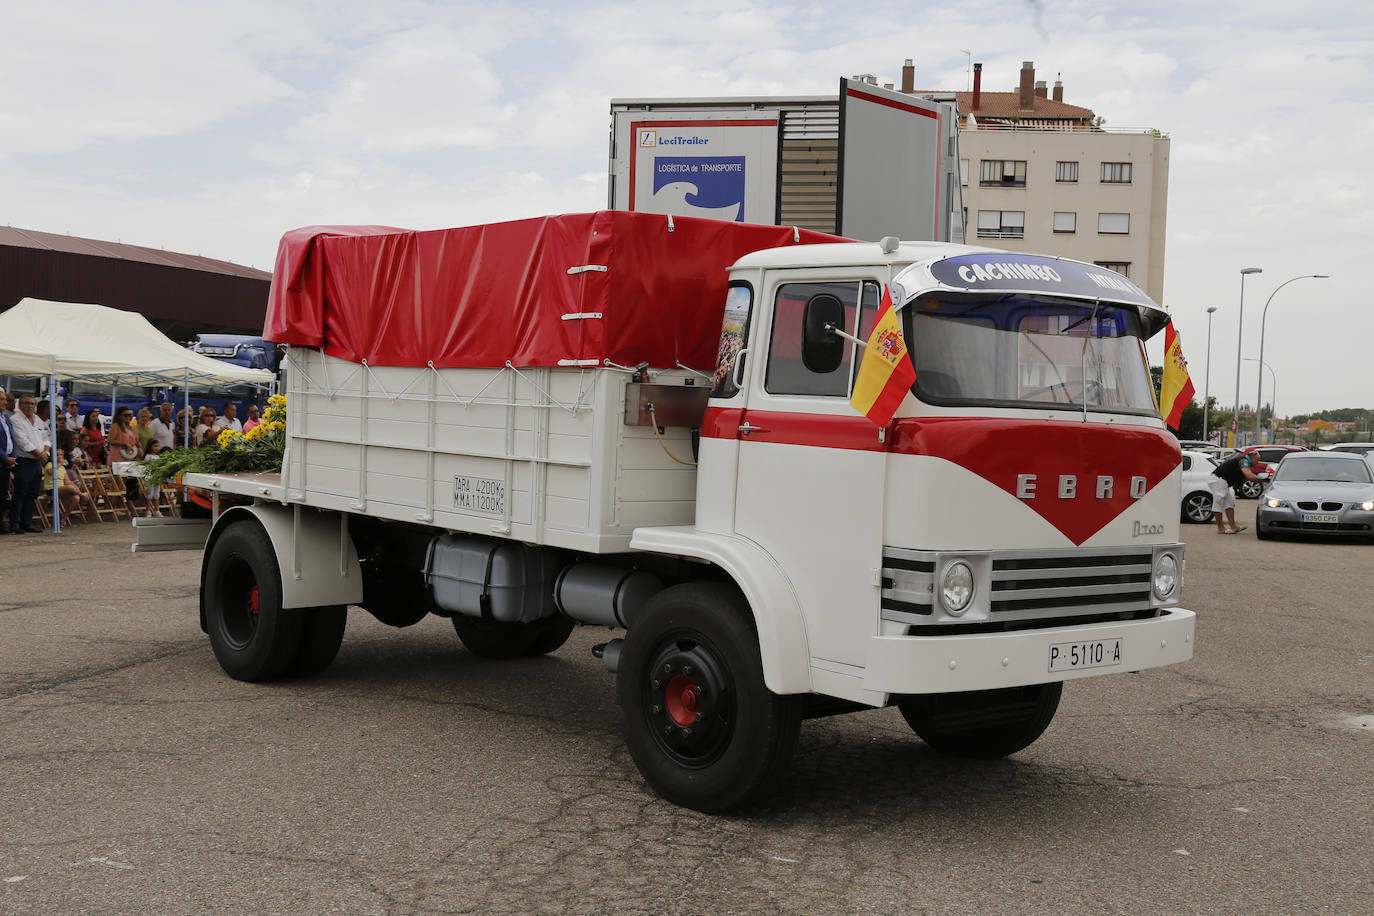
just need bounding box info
[850,285,917,426]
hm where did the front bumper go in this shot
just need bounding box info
[1257,504,1374,537]
[863,608,1195,694]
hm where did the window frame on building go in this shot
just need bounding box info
[979,159,1027,188]
[1052,211,1077,234]
[1055,161,1079,183]
[1094,261,1131,278]
[1097,212,1131,235]
[959,159,969,187]
[976,210,1026,240]
[1100,162,1133,184]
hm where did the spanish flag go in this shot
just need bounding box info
[1160,320,1195,431]
[851,285,917,426]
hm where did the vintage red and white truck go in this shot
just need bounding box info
[180,210,1193,811]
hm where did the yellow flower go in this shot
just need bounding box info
[268,394,287,408]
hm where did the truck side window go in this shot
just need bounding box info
[711,283,753,399]
[765,281,880,397]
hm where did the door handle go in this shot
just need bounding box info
[738,422,764,436]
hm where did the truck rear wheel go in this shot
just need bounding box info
[450,613,575,659]
[289,606,348,677]
[617,582,802,813]
[203,521,303,682]
[896,682,1062,758]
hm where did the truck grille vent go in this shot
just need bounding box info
[881,546,1160,630]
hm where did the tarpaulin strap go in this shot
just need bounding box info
[561,312,603,321]
[557,359,600,367]
[603,360,648,374]
[793,226,800,243]
[445,366,507,408]
[667,215,675,233]
[359,360,395,399]
[382,366,429,402]
[504,362,583,415]
[675,361,712,381]
[566,265,608,275]
[287,349,335,400]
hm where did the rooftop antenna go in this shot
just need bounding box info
[960,49,972,90]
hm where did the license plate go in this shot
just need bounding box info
[1301,512,1338,524]
[1049,638,1122,672]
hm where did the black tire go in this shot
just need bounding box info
[616,582,802,813]
[896,682,1062,758]
[450,613,575,659]
[203,521,303,682]
[289,606,348,677]
[1239,479,1264,500]
[1182,491,1214,524]
[1256,524,1275,541]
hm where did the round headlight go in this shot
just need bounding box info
[1264,497,1282,509]
[941,561,975,615]
[1360,500,1374,512]
[1153,553,1179,600]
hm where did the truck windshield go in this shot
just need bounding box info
[901,293,1157,415]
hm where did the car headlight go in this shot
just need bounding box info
[1361,500,1374,511]
[1264,497,1283,508]
[941,561,975,615]
[1153,553,1179,600]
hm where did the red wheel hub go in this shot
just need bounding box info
[664,673,700,727]
[248,585,260,616]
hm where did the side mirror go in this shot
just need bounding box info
[801,294,846,374]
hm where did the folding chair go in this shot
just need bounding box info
[97,469,132,519]
[78,469,117,522]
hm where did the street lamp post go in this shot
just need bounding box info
[1234,267,1262,446]
[1245,358,1276,434]
[1203,306,1218,442]
[1254,274,1330,442]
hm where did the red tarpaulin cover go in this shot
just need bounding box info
[263,211,847,370]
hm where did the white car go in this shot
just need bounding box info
[1181,449,1220,524]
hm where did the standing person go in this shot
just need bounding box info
[9,394,50,533]
[82,409,106,465]
[62,398,83,432]
[135,407,156,455]
[214,402,243,434]
[242,404,262,433]
[0,388,16,533]
[4,391,16,415]
[1209,449,1263,534]
[107,407,153,517]
[35,400,52,438]
[149,402,178,451]
[194,407,219,446]
[143,439,166,517]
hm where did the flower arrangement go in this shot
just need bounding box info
[142,394,288,485]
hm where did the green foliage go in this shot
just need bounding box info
[140,395,287,485]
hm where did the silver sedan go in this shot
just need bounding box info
[1256,451,1374,541]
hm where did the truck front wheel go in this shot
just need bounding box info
[203,521,303,682]
[896,682,1062,759]
[617,583,802,813]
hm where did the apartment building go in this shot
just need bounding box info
[901,60,1170,302]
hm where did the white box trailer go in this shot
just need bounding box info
[185,211,1195,811]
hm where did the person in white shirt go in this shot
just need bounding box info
[148,402,178,451]
[9,395,50,533]
[212,402,243,434]
[62,398,83,432]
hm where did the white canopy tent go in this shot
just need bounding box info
[0,298,276,533]
[0,298,275,386]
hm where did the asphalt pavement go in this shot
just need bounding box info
[1,503,1371,914]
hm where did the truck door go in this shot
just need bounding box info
[732,275,890,670]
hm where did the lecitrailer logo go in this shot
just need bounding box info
[639,129,657,147]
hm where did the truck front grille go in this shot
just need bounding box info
[882,545,1163,631]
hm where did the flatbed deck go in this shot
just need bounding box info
[181,470,285,503]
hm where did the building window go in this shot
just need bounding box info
[959,159,969,187]
[1097,212,1130,234]
[1094,262,1131,277]
[980,159,1027,188]
[977,210,1025,239]
[1100,162,1133,183]
[1053,211,1077,233]
[1055,161,1078,183]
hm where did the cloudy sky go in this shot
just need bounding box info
[2,0,1370,416]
